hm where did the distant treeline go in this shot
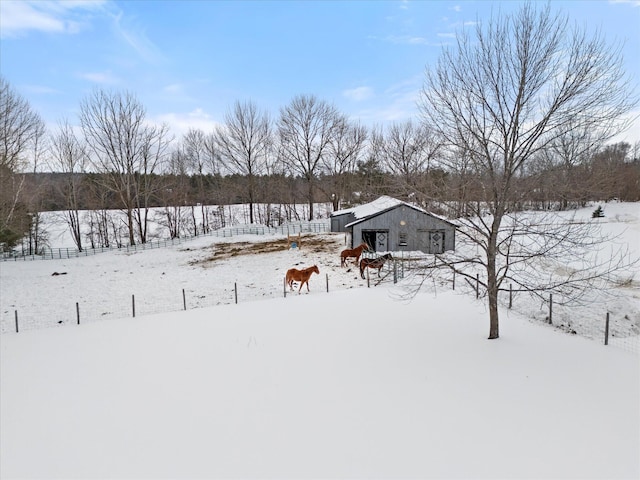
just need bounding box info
[21,150,640,215]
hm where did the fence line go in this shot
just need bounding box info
[400,260,640,356]
[2,222,330,262]
[2,272,397,334]
[3,253,637,356]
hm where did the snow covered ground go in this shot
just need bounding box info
[1,201,639,478]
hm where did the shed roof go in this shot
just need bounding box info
[335,196,456,229]
[331,195,405,219]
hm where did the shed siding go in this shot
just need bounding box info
[330,213,355,232]
[351,204,455,253]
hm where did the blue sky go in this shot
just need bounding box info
[1,0,639,143]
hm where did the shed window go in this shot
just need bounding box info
[399,232,408,246]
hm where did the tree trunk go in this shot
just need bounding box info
[487,280,500,339]
[487,214,501,339]
[307,178,314,221]
[126,207,135,245]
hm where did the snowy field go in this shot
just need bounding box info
[1,202,639,478]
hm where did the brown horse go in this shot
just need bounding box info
[285,265,320,292]
[340,242,370,267]
[360,253,393,279]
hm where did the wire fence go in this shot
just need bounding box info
[2,269,398,334]
[1,222,330,262]
[3,248,637,356]
[417,265,640,355]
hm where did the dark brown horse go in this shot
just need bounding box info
[340,242,370,267]
[285,265,320,292]
[360,253,393,279]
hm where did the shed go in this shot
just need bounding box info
[331,196,456,254]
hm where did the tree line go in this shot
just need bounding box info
[2,3,638,338]
[2,75,638,253]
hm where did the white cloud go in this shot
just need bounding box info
[351,76,422,126]
[111,9,165,64]
[153,108,221,138]
[608,0,640,6]
[0,1,65,37]
[610,109,640,145]
[383,34,445,47]
[22,84,60,95]
[343,86,374,102]
[78,71,121,85]
[163,83,185,95]
[0,0,106,38]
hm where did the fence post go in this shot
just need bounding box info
[234,283,238,304]
[132,294,136,318]
[476,273,479,299]
[509,283,512,309]
[182,289,186,310]
[76,302,80,325]
[326,273,329,293]
[548,294,553,325]
[366,265,370,288]
[604,312,610,346]
[393,261,397,284]
[15,310,18,333]
[452,270,455,290]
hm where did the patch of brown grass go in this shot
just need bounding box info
[191,234,341,265]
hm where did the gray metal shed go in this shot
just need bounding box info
[332,196,456,254]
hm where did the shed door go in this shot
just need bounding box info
[429,231,445,254]
[376,231,388,251]
[362,230,388,252]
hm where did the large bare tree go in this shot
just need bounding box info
[278,94,340,220]
[181,128,220,234]
[215,100,272,224]
[380,119,442,207]
[49,120,89,251]
[0,76,46,251]
[322,115,367,211]
[80,89,171,245]
[418,2,638,339]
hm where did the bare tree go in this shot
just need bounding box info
[278,94,340,220]
[0,76,46,250]
[356,125,390,203]
[381,119,442,207]
[80,89,171,245]
[49,120,89,251]
[215,100,272,224]
[181,128,220,234]
[156,148,191,239]
[418,2,638,339]
[322,115,367,211]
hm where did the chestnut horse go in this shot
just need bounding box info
[359,253,393,279]
[340,242,370,267]
[285,265,320,292]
